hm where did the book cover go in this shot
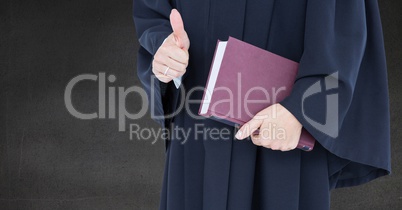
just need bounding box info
[199,37,315,151]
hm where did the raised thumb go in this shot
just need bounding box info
[170,9,189,50]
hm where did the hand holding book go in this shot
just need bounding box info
[235,104,303,151]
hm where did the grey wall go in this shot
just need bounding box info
[1,0,401,209]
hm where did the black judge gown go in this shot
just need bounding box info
[133,0,391,209]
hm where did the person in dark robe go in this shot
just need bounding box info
[133,0,391,209]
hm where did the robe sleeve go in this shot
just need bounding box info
[133,0,173,55]
[280,0,391,187]
[132,0,174,127]
[281,0,367,134]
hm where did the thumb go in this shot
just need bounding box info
[170,9,190,50]
[235,119,262,140]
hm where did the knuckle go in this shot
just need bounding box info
[161,78,171,83]
[270,143,280,150]
[180,53,190,63]
[261,141,270,148]
[153,54,163,62]
[170,71,180,78]
[251,138,261,146]
[156,75,170,83]
[179,63,187,71]
[179,50,187,57]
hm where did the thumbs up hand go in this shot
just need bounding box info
[152,9,190,83]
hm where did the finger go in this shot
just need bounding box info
[165,68,183,78]
[156,45,189,67]
[153,62,185,78]
[282,139,298,152]
[269,142,282,151]
[155,74,173,83]
[164,56,188,73]
[280,146,295,152]
[153,58,186,76]
[170,9,190,50]
[235,119,262,140]
[169,49,189,66]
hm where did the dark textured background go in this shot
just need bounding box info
[1,0,401,209]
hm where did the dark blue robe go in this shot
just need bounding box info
[133,0,391,209]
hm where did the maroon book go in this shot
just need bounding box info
[199,37,315,151]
